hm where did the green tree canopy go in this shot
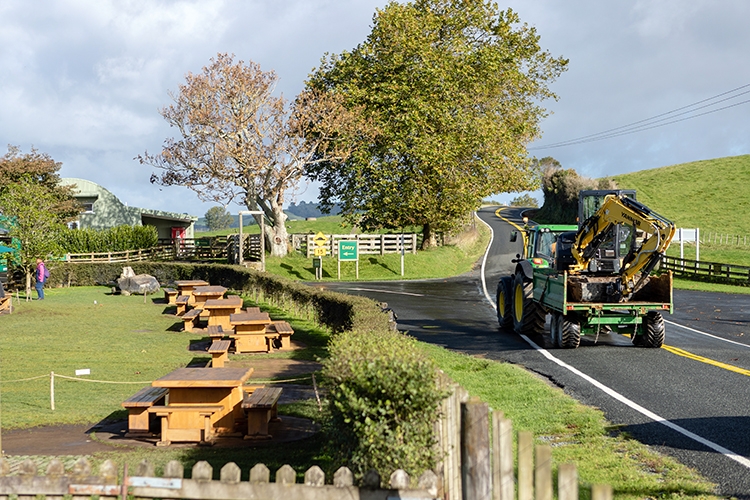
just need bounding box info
[204,206,234,231]
[306,0,567,247]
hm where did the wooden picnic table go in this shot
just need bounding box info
[174,280,210,305]
[203,295,244,331]
[148,366,254,445]
[230,311,273,353]
[192,285,227,318]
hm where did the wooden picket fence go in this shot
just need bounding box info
[436,373,613,499]
[0,458,437,500]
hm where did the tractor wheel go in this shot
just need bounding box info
[560,317,581,349]
[640,311,665,348]
[512,271,546,336]
[496,277,514,330]
[548,312,563,348]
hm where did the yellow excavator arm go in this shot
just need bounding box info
[570,194,676,298]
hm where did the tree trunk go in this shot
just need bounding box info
[25,270,32,301]
[421,222,438,250]
[262,203,289,258]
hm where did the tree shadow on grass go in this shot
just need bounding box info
[368,256,397,275]
[280,263,304,280]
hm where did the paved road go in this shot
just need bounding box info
[313,206,750,498]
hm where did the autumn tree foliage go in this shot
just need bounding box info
[0,146,81,295]
[139,53,366,257]
[306,0,568,248]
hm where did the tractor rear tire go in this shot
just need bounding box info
[560,317,581,349]
[512,271,545,336]
[548,312,562,348]
[640,311,665,348]
[497,277,514,330]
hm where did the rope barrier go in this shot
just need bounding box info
[53,374,153,384]
[0,374,49,383]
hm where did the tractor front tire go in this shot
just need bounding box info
[512,271,545,336]
[497,277,514,330]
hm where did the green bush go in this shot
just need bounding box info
[322,329,445,482]
[58,225,159,253]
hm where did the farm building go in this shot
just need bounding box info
[60,178,197,240]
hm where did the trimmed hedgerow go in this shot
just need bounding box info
[58,225,159,253]
[322,329,446,482]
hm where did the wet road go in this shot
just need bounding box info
[312,206,750,498]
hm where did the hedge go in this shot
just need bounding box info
[46,261,391,335]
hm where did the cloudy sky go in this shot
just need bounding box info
[1,0,748,216]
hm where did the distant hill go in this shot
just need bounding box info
[608,154,750,235]
[285,201,341,219]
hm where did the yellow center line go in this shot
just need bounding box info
[494,207,526,233]
[661,344,750,377]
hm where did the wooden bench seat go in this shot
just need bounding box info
[244,306,260,314]
[208,340,231,368]
[242,386,282,439]
[207,325,225,340]
[175,295,190,315]
[122,386,169,436]
[163,287,178,305]
[267,321,294,350]
[148,404,224,446]
[182,308,202,332]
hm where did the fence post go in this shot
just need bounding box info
[535,445,552,500]
[492,411,514,500]
[518,431,533,500]
[558,463,578,500]
[412,233,417,254]
[461,398,490,500]
[591,483,613,500]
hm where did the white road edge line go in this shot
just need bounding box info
[476,210,750,470]
[665,319,750,348]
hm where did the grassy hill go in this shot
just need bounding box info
[608,154,750,236]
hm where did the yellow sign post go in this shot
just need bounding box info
[312,232,329,279]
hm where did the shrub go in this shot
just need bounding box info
[58,225,159,253]
[322,329,445,482]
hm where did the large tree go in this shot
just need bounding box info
[139,53,366,257]
[0,146,81,296]
[204,206,234,231]
[306,0,568,247]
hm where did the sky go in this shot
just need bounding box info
[1,0,749,217]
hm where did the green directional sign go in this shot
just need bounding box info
[338,240,358,261]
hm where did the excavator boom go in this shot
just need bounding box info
[570,194,675,299]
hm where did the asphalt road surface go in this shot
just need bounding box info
[311,206,750,499]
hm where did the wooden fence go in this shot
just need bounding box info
[661,256,750,285]
[436,373,613,499]
[64,246,174,263]
[0,458,437,500]
[292,233,419,258]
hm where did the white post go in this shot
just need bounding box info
[50,372,55,411]
[696,228,700,262]
[401,232,405,277]
[239,212,244,266]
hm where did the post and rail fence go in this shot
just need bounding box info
[293,233,419,258]
[661,255,750,286]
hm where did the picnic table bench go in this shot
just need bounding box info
[122,386,169,436]
[242,386,282,439]
[229,311,272,353]
[207,325,225,340]
[175,295,190,315]
[163,287,178,305]
[182,308,202,332]
[174,280,210,305]
[208,340,231,368]
[149,367,253,446]
[267,321,294,350]
[204,295,244,331]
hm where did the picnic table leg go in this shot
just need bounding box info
[201,412,214,445]
[156,414,171,447]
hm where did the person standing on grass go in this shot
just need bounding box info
[35,258,47,300]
